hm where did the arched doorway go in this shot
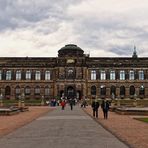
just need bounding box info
[5,86,11,99]
[120,86,125,99]
[67,86,75,99]
[110,85,116,97]
[100,85,106,98]
[130,85,135,96]
[139,85,145,99]
[91,85,96,96]
[76,90,81,100]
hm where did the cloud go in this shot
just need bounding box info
[0,0,148,57]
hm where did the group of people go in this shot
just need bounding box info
[92,98,110,119]
[60,98,75,110]
[50,97,110,119]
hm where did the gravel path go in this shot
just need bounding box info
[84,106,148,148]
[0,106,54,137]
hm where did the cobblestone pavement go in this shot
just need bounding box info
[0,106,53,137]
[0,105,129,148]
[84,106,148,148]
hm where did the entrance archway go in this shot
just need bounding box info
[5,86,11,99]
[5,86,11,96]
[67,86,75,99]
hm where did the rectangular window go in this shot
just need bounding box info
[45,71,50,80]
[91,70,96,80]
[129,70,134,80]
[0,71,2,80]
[26,70,31,80]
[120,70,125,80]
[35,71,41,80]
[110,70,115,80]
[6,70,11,80]
[16,70,21,80]
[139,70,144,80]
[101,71,106,80]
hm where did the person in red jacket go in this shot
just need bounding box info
[61,100,66,110]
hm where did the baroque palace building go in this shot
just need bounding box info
[0,44,148,100]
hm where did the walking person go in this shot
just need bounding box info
[69,98,74,110]
[101,99,110,119]
[61,100,66,110]
[91,98,100,118]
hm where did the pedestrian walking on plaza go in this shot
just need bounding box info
[91,98,100,118]
[101,99,110,119]
[61,100,66,110]
[69,98,74,110]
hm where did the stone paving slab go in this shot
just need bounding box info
[0,105,129,148]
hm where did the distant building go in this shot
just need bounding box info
[0,44,147,100]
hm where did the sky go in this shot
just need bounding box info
[0,0,148,57]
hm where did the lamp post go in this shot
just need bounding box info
[117,95,121,107]
[18,95,22,108]
[21,93,25,107]
[133,93,137,107]
[0,93,3,107]
[41,95,44,106]
[111,93,115,107]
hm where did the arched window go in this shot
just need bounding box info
[120,86,125,96]
[110,85,116,96]
[100,85,106,96]
[45,87,50,96]
[16,70,21,80]
[35,86,40,95]
[25,86,31,95]
[91,86,96,95]
[45,71,50,80]
[130,85,135,95]
[15,86,21,95]
[5,86,11,95]
[35,71,41,80]
[26,70,31,80]
[67,69,75,79]
[139,85,145,95]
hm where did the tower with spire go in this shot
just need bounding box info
[132,45,138,58]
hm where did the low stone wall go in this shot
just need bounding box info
[115,107,148,115]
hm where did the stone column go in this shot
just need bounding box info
[106,87,110,98]
[125,87,129,99]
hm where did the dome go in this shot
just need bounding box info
[58,44,84,57]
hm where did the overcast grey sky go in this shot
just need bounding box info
[0,0,148,57]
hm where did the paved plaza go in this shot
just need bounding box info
[0,105,129,148]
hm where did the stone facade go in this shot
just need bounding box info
[0,44,148,100]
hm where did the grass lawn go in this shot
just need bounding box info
[134,118,148,123]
